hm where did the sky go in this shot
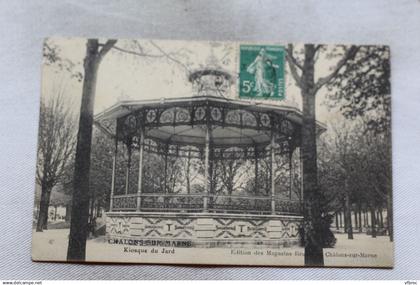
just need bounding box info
[41,38,347,124]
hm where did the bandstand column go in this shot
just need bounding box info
[254,146,258,195]
[289,147,293,200]
[109,136,118,211]
[125,143,132,195]
[203,126,210,212]
[136,128,144,211]
[299,146,303,201]
[209,147,215,203]
[270,131,276,214]
[163,142,169,194]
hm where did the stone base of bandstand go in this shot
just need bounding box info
[106,212,302,248]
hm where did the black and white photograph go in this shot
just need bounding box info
[31,38,392,267]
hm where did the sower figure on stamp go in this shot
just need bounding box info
[246,48,279,97]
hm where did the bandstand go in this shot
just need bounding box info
[95,65,325,248]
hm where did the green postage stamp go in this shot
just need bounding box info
[239,44,285,100]
[32,38,393,268]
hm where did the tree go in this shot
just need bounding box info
[357,122,391,239]
[318,116,391,241]
[318,120,362,239]
[326,46,391,134]
[174,147,201,195]
[286,44,359,266]
[66,38,196,261]
[326,46,392,241]
[218,150,246,197]
[35,87,76,232]
[67,39,117,261]
[43,39,83,82]
[89,129,115,216]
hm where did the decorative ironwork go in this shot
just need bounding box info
[105,97,308,220]
[146,109,157,123]
[134,137,293,160]
[115,100,305,146]
[160,108,175,123]
[210,195,271,213]
[111,193,302,216]
[113,195,137,210]
[194,106,206,121]
[275,199,302,215]
[141,194,204,212]
[189,67,233,97]
[226,110,240,125]
[260,113,271,127]
[210,107,222,121]
[176,107,190,122]
[280,119,294,136]
[242,110,257,127]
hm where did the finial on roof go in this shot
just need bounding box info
[188,49,234,97]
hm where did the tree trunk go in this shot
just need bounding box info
[354,209,358,229]
[386,187,393,241]
[344,186,353,239]
[343,201,348,233]
[89,197,95,225]
[335,213,339,230]
[65,203,71,222]
[67,40,101,261]
[362,210,365,227]
[379,209,384,228]
[343,212,347,233]
[34,204,39,219]
[339,212,343,229]
[370,207,377,238]
[300,45,324,266]
[36,185,52,232]
[96,203,101,218]
[358,204,362,232]
[43,202,49,229]
[364,209,368,227]
[54,205,57,221]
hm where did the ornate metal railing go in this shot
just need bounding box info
[112,194,138,210]
[111,193,302,215]
[141,193,204,212]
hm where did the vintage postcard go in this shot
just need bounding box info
[32,38,392,267]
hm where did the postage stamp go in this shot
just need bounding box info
[32,38,392,267]
[239,44,285,100]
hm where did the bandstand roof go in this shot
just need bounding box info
[94,96,326,148]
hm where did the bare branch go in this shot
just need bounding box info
[314,45,360,92]
[286,44,303,88]
[111,45,167,58]
[93,121,115,139]
[98,39,117,61]
[286,44,303,70]
[149,40,191,73]
[111,41,191,75]
[37,84,76,190]
[314,44,323,53]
